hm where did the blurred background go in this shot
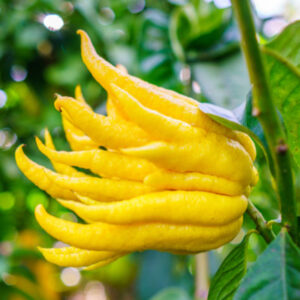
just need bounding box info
[0,0,299,299]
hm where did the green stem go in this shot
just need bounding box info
[247,201,275,244]
[231,0,297,243]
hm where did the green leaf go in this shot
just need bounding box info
[262,21,300,167]
[208,233,252,300]
[192,52,250,109]
[150,287,191,300]
[234,231,300,300]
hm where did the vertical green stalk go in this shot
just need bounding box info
[230,0,297,242]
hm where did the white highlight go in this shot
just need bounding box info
[43,14,64,31]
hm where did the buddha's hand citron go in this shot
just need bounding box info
[15,30,258,270]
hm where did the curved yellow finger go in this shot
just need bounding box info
[74,193,100,205]
[77,29,255,158]
[234,131,256,161]
[106,95,127,120]
[144,170,247,196]
[15,145,76,200]
[62,114,100,151]
[36,137,159,181]
[43,130,88,178]
[35,205,243,252]
[122,141,253,185]
[83,256,123,270]
[62,86,99,151]
[57,191,247,225]
[110,84,204,143]
[106,65,129,120]
[44,169,157,201]
[77,30,201,124]
[74,85,87,104]
[38,246,122,267]
[55,96,152,149]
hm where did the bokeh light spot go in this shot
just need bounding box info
[0,129,17,150]
[10,66,27,82]
[61,267,81,287]
[0,89,7,108]
[43,14,64,31]
[37,40,53,56]
[179,66,191,83]
[99,7,115,25]
[0,192,15,211]
[26,190,49,212]
[192,81,202,94]
[213,0,231,9]
[128,0,145,14]
[84,281,107,300]
[263,18,288,37]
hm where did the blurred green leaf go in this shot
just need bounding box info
[234,231,300,300]
[45,54,87,87]
[15,24,47,49]
[192,52,250,108]
[136,251,192,300]
[170,0,232,60]
[0,255,9,276]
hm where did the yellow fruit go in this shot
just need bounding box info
[15,29,258,270]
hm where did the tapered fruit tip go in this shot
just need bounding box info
[75,84,81,93]
[35,204,44,218]
[76,29,86,38]
[15,144,25,156]
[54,93,62,99]
[44,128,51,139]
[54,99,62,112]
[35,136,43,149]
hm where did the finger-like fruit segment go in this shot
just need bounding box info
[83,256,122,270]
[74,85,87,104]
[36,137,159,181]
[15,145,76,200]
[55,96,152,149]
[62,117,99,151]
[35,205,243,252]
[74,193,100,205]
[144,171,247,196]
[106,96,127,120]
[44,169,157,201]
[38,246,122,267]
[110,84,203,143]
[43,130,88,178]
[123,141,253,185]
[57,191,248,225]
[106,65,129,120]
[77,29,256,158]
[61,88,99,150]
[77,30,202,124]
[234,131,256,161]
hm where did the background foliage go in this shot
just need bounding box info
[0,0,299,299]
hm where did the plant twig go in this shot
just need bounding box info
[247,200,275,244]
[231,0,297,243]
[195,253,209,300]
